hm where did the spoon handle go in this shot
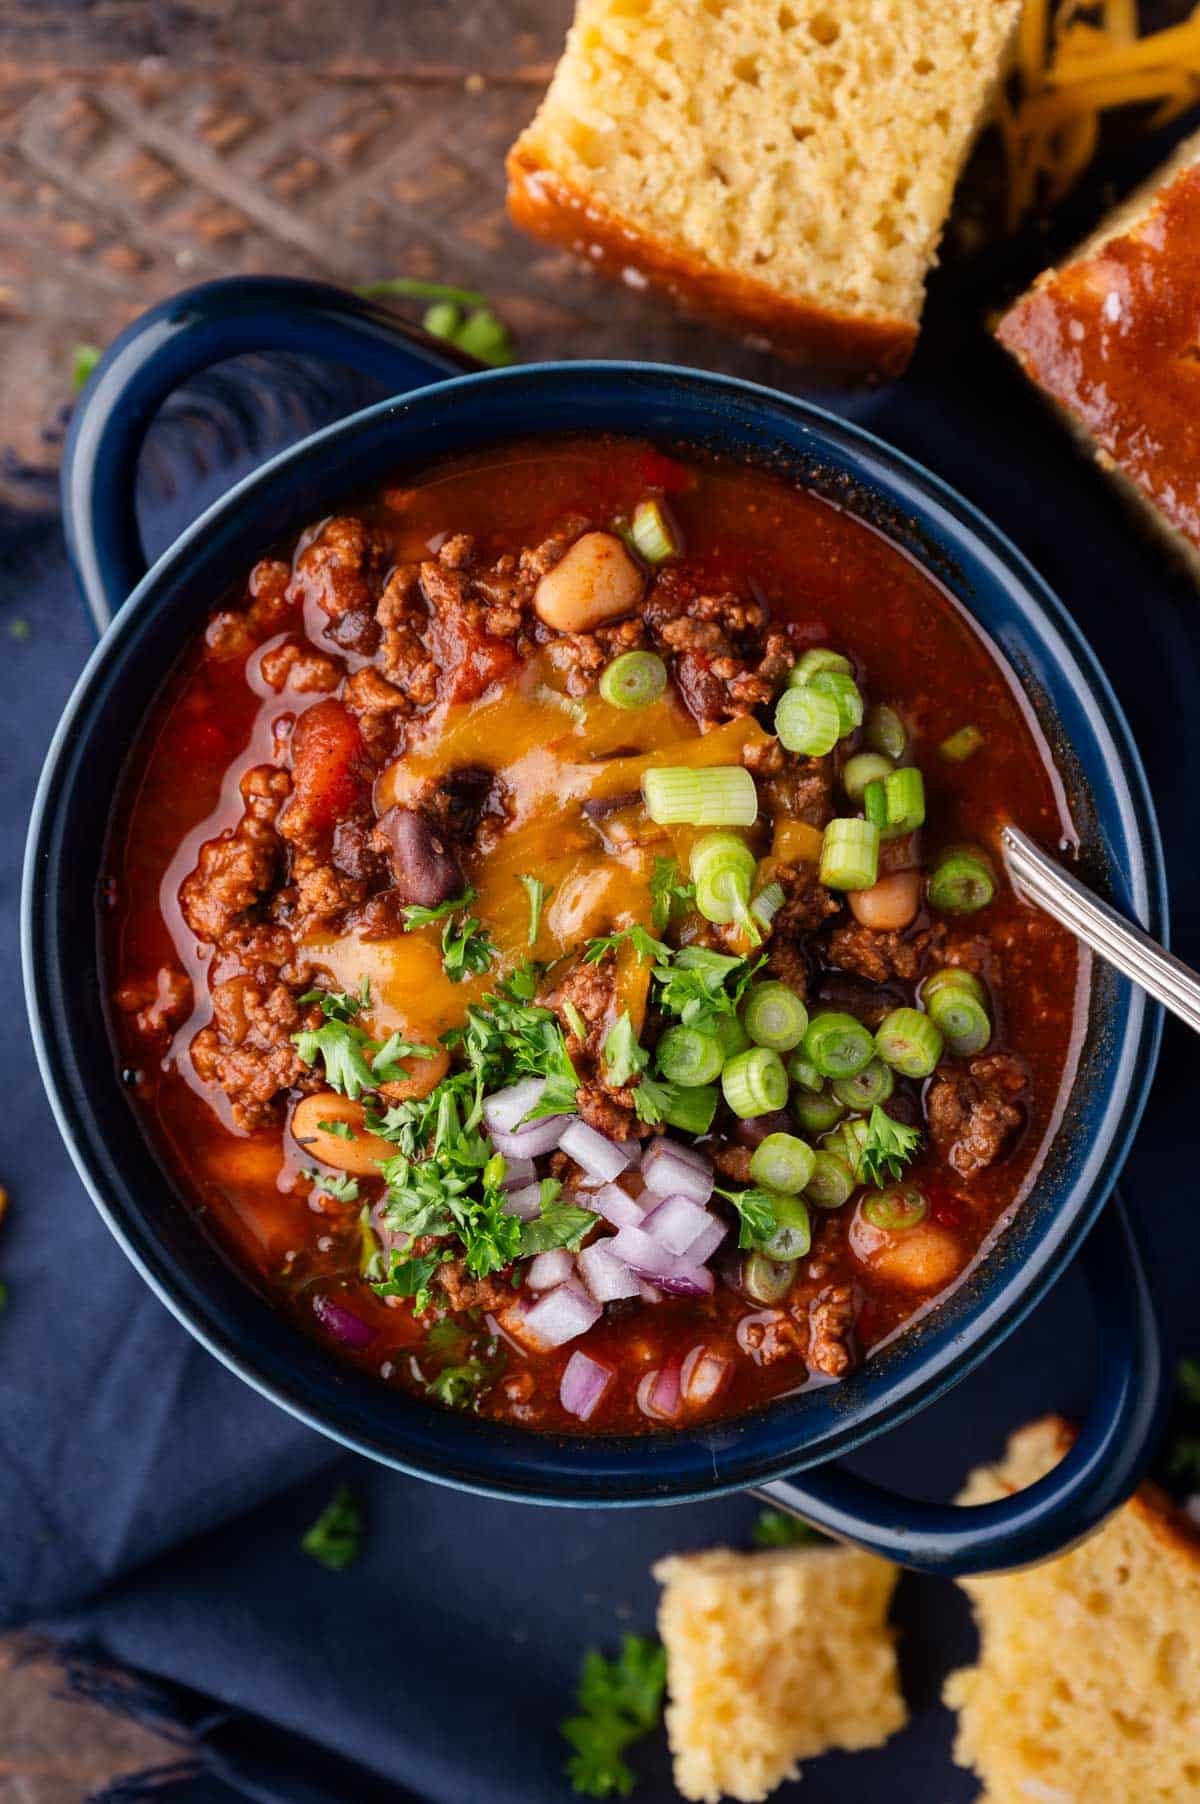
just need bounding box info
[1001,824,1200,1035]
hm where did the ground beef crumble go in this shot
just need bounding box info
[926,1052,1027,1178]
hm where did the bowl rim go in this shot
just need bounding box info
[23,359,1166,1505]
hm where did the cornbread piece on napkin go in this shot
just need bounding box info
[997,130,1200,579]
[945,1416,1200,1804]
[507,0,1021,378]
[654,1543,905,1802]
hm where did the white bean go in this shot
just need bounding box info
[534,532,644,633]
[848,869,922,931]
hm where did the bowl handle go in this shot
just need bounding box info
[61,275,474,634]
[751,1192,1165,1575]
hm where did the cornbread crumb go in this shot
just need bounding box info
[507,0,1022,375]
[654,1542,905,1802]
[946,1416,1200,1804]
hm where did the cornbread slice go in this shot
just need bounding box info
[507,0,1022,377]
[945,1417,1200,1804]
[653,1543,905,1802]
[997,129,1200,579]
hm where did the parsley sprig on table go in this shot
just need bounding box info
[301,1482,362,1572]
[1165,1357,1200,1487]
[751,1509,825,1548]
[562,1637,667,1799]
[859,1105,922,1187]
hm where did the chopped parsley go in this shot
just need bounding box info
[376,1091,521,1285]
[373,1249,448,1313]
[452,971,579,1120]
[602,1013,649,1090]
[317,1118,356,1142]
[7,618,30,644]
[441,908,497,983]
[583,923,672,967]
[517,1193,596,1256]
[652,946,760,1031]
[518,873,553,946]
[716,1184,779,1251]
[648,855,695,932]
[301,1482,362,1571]
[631,1072,676,1127]
[300,1168,360,1205]
[1166,1357,1200,1487]
[401,888,477,931]
[71,341,102,390]
[292,981,436,1096]
[751,1509,825,1549]
[562,1636,667,1799]
[859,1105,922,1187]
[357,1206,386,1281]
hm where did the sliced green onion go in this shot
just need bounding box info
[875,1007,944,1078]
[424,299,460,338]
[599,649,667,709]
[749,1132,817,1195]
[662,1082,719,1136]
[715,1013,753,1062]
[842,751,894,802]
[743,1251,795,1303]
[831,1057,895,1112]
[826,1115,870,1179]
[775,686,841,756]
[691,832,755,884]
[656,1025,724,1087]
[786,1052,825,1094]
[928,850,995,914]
[742,981,809,1052]
[939,724,984,762]
[630,497,678,563]
[763,1192,812,1261]
[750,879,786,929]
[721,1047,788,1118]
[881,766,925,835]
[819,818,879,891]
[808,669,863,736]
[865,703,907,760]
[803,1011,875,1079]
[695,865,752,928]
[788,647,851,688]
[792,1087,846,1135]
[642,765,758,827]
[804,1150,856,1210]
[927,986,992,1056]
[863,778,888,833]
[863,1185,928,1231]
[922,966,987,1009]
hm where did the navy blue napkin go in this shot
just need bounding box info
[4,126,1200,1802]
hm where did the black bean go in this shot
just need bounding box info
[374,805,465,908]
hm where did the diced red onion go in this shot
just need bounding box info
[520,1280,601,1350]
[638,1280,663,1304]
[684,1216,729,1267]
[588,1183,645,1230]
[483,1077,546,1135]
[502,1182,544,1221]
[560,1350,615,1422]
[637,1357,683,1422]
[641,1145,713,1206]
[656,1263,714,1299]
[578,1240,642,1303]
[312,1295,376,1348]
[642,1135,711,1177]
[501,1155,537,1190]
[608,1226,715,1296]
[490,1116,571,1160]
[681,1343,733,1406]
[558,1119,636,1184]
[642,1194,712,1256]
[527,1248,575,1290]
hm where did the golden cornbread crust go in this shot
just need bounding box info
[507,0,1022,379]
[946,1416,1200,1804]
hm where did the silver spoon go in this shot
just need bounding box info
[1001,824,1200,1034]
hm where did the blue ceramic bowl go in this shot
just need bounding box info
[23,279,1167,1574]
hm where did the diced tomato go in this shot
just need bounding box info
[633,448,694,494]
[287,699,370,835]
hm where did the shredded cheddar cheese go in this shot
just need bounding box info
[1000,0,1200,226]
